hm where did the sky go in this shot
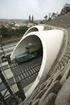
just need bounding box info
[0,0,70,20]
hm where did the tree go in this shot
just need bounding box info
[61,4,70,15]
[0,26,9,38]
[18,26,28,35]
[51,12,58,19]
[0,25,28,39]
[44,15,47,20]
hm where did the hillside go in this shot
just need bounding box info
[47,12,70,28]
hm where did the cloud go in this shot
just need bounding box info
[0,0,70,19]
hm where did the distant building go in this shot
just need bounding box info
[28,15,34,23]
[29,15,31,22]
[32,15,34,22]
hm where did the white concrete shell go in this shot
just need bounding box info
[23,25,44,36]
[11,27,64,98]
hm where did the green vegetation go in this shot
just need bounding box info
[60,4,70,15]
[0,25,28,39]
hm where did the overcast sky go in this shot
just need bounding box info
[0,0,70,20]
